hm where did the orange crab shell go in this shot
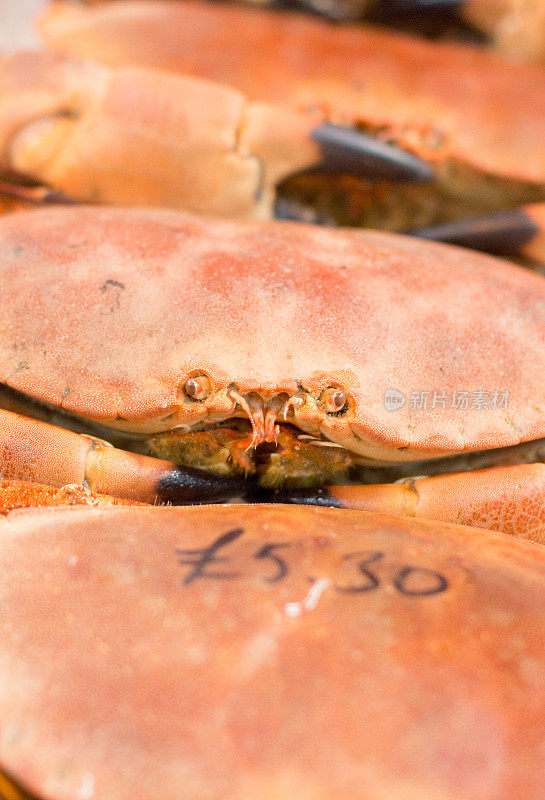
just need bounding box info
[1,205,545,462]
[1,504,545,798]
[41,0,545,67]
[0,479,145,513]
[39,0,545,186]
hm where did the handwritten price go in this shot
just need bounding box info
[175,528,448,598]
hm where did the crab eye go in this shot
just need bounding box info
[183,374,212,402]
[319,386,348,415]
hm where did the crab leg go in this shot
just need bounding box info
[0,479,145,513]
[275,463,545,543]
[0,410,244,504]
[0,181,72,206]
[412,204,545,262]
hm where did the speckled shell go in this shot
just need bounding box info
[1,206,545,460]
[0,479,142,513]
[0,504,545,799]
[39,0,545,184]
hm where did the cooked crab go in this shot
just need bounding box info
[3,206,545,540]
[1,503,545,799]
[2,0,545,237]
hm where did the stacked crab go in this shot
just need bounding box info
[2,1,545,798]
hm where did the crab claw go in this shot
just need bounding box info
[0,51,433,222]
[0,410,245,505]
[269,463,545,544]
[411,205,545,260]
[0,51,315,220]
[311,122,434,183]
[155,467,247,505]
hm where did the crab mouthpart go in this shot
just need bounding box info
[283,393,305,421]
[147,420,354,488]
[226,389,291,448]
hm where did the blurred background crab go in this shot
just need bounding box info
[1,0,545,267]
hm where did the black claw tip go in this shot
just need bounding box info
[291,0,368,21]
[311,122,434,183]
[156,467,247,505]
[378,0,465,9]
[411,209,540,257]
[273,197,334,225]
[250,486,344,508]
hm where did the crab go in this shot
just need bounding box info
[3,205,545,542]
[0,49,431,225]
[1,0,545,249]
[1,502,545,799]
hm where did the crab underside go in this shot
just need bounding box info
[277,156,545,232]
